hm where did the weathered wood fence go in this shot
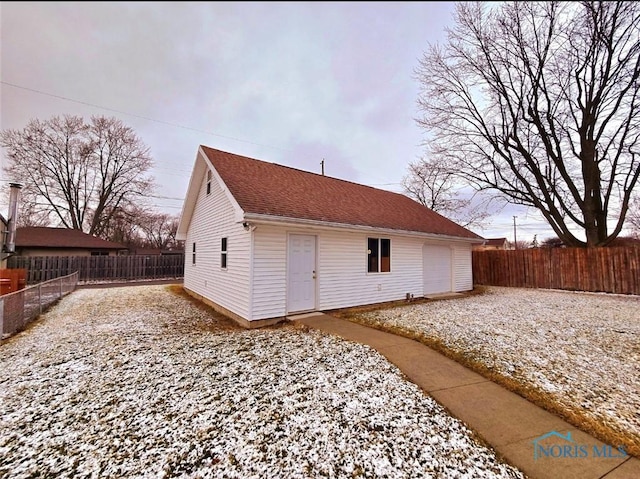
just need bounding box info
[473,247,640,295]
[7,255,184,285]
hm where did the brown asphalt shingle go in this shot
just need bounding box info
[15,227,128,249]
[202,146,482,240]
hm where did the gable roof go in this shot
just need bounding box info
[178,146,483,241]
[15,227,128,250]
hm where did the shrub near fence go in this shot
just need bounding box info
[7,254,184,285]
[472,246,640,295]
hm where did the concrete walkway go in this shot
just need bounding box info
[292,313,640,479]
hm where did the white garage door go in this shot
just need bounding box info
[423,244,452,295]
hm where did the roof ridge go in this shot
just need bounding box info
[200,145,404,196]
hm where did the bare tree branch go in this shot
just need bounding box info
[1,114,154,237]
[416,1,640,247]
[402,155,501,231]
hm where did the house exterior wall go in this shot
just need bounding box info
[250,225,474,321]
[251,226,288,320]
[183,169,251,320]
[317,229,425,311]
[453,243,473,291]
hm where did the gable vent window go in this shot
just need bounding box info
[221,237,228,269]
[367,238,390,273]
[192,242,196,265]
[206,170,212,195]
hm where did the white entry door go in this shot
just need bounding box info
[423,244,452,295]
[287,235,316,313]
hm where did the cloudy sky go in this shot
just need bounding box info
[1,2,556,242]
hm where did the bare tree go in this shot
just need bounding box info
[14,201,50,228]
[541,236,565,248]
[402,156,498,230]
[416,1,640,247]
[1,115,154,236]
[138,212,179,249]
[507,239,532,250]
[99,204,147,247]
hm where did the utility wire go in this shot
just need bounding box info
[1,80,293,152]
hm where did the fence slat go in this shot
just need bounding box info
[473,246,640,295]
[7,255,184,285]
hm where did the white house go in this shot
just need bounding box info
[176,146,484,328]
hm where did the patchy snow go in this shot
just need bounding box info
[0,286,524,478]
[355,287,640,445]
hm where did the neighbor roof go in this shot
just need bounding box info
[199,146,482,240]
[485,238,507,246]
[15,227,128,250]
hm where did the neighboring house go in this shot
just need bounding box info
[177,146,484,328]
[473,237,509,251]
[14,227,128,257]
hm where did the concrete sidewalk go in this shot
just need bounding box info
[292,313,639,479]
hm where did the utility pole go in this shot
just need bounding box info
[320,159,325,176]
[513,216,518,250]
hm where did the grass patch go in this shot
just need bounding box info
[165,284,242,332]
[332,286,639,459]
[334,309,640,459]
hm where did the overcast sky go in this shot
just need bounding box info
[1,1,559,243]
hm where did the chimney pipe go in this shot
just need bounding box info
[6,183,22,253]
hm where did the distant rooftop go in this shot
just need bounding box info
[16,227,128,250]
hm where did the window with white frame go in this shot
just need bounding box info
[192,242,196,265]
[367,238,390,273]
[206,170,212,195]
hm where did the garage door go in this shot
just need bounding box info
[423,244,452,295]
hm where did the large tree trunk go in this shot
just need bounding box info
[581,139,606,247]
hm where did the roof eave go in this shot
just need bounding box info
[242,213,484,243]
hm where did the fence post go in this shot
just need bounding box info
[38,283,43,315]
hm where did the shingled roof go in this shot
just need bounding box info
[200,146,482,240]
[15,227,128,250]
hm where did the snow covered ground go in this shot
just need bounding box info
[353,287,640,448]
[0,286,524,479]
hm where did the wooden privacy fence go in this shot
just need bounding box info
[472,247,640,295]
[7,254,184,285]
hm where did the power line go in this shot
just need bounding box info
[1,80,293,153]
[147,194,184,201]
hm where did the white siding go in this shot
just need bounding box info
[452,243,473,291]
[318,231,424,310]
[251,226,287,320]
[423,244,453,294]
[251,227,425,318]
[183,169,251,320]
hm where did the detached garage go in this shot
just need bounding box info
[176,146,484,328]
